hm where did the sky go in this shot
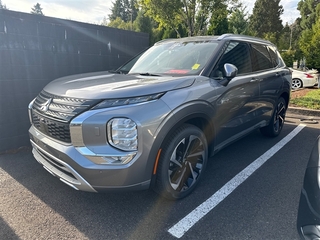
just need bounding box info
[4,0,300,25]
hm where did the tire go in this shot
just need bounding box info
[292,78,303,89]
[260,97,287,137]
[154,124,208,200]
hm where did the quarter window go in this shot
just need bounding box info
[268,46,279,67]
[251,44,273,71]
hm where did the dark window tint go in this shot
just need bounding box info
[211,41,252,78]
[251,44,273,71]
[268,46,279,67]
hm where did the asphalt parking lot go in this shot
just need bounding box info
[0,111,320,240]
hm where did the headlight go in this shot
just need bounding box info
[92,93,165,109]
[107,118,138,151]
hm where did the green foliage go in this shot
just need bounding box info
[207,1,229,35]
[263,32,277,45]
[228,6,250,35]
[297,0,320,29]
[299,17,320,69]
[281,50,295,67]
[139,0,239,37]
[109,0,139,23]
[135,10,152,33]
[249,0,283,40]
[139,0,183,37]
[277,23,290,50]
[108,17,136,31]
[290,89,320,110]
[31,3,44,15]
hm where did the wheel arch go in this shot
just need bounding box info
[146,101,216,187]
[280,91,290,109]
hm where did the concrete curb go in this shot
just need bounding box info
[287,106,320,118]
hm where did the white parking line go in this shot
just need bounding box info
[168,124,306,238]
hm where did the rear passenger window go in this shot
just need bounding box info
[251,44,273,71]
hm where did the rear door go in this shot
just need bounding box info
[250,43,285,122]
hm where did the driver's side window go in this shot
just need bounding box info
[211,41,252,79]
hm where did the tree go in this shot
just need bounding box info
[249,0,283,40]
[135,10,152,33]
[139,0,183,37]
[281,49,296,68]
[0,0,8,9]
[298,0,320,30]
[139,0,239,37]
[228,5,250,35]
[109,0,138,23]
[31,3,44,15]
[108,17,135,31]
[299,14,320,69]
[207,1,229,35]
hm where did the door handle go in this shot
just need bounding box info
[250,78,261,82]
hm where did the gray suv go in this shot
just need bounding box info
[28,34,291,199]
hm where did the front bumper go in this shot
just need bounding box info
[29,126,152,192]
[31,139,97,192]
[28,98,171,192]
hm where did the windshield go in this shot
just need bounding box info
[129,41,218,76]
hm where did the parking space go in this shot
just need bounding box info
[0,114,319,240]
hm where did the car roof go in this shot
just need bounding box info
[155,34,273,46]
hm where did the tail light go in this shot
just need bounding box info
[305,73,314,78]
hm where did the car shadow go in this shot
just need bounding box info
[0,122,313,239]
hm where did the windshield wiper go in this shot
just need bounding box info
[109,70,126,74]
[138,72,161,76]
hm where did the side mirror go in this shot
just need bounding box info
[224,63,238,80]
[219,63,238,86]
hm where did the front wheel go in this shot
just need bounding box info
[154,124,208,200]
[260,97,287,137]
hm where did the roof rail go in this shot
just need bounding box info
[217,33,272,44]
[217,34,234,40]
[154,38,174,45]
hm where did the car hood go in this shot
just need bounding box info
[43,71,195,99]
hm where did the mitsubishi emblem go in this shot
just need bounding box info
[40,98,52,112]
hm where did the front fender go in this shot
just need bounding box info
[145,100,216,183]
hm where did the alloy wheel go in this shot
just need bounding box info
[168,134,205,192]
[273,100,286,133]
[292,79,302,89]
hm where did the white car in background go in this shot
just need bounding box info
[290,68,319,89]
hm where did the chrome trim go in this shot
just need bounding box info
[76,146,137,165]
[28,98,35,124]
[30,140,97,192]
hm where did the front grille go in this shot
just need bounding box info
[32,111,71,142]
[31,90,100,143]
[32,91,99,122]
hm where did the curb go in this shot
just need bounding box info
[287,106,320,118]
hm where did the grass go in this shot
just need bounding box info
[290,89,320,110]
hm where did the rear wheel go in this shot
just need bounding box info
[260,97,286,137]
[292,78,303,89]
[154,124,208,200]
